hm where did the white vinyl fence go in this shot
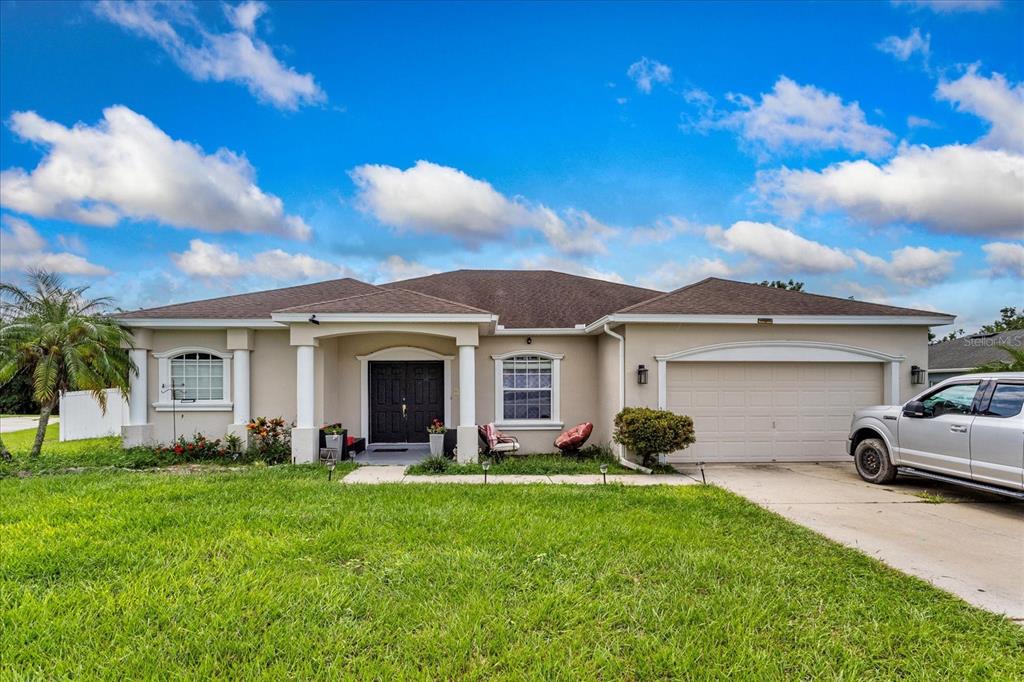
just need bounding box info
[59,389,128,441]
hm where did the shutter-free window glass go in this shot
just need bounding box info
[985,383,1024,418]
[502,356,552,420]
[169,352,224,401]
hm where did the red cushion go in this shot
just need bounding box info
[346,436,356,446]
[554,422,593,450]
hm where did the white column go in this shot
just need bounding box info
[456,344,478,463]
[887,360,902,405]
[291,344,318,464]
[458,344,476,426]
[128,348,148,426]
[296,344,315,429]
[233,349,250,425]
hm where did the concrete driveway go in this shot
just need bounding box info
[682,462,1023,621]
[0,415,56,433]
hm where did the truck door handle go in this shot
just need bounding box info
[950,424,968,433]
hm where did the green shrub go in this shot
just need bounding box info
[613,407,695,467]
[246,417,291,464]
[418,454,451,473]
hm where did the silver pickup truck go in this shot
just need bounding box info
[847,372,1024,500]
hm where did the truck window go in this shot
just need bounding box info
[920,383,979,418]
[982,384,1024,418]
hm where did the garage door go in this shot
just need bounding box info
[665,362,883,463]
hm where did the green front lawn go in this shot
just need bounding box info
[2,468,1020,679]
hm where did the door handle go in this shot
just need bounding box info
[950,424,968,433]
[402,402,407,419]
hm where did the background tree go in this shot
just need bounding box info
[0,271,135,458]
[757,279,804,291]
[979,307,1024,334]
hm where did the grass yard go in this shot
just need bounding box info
[0,427,175,478]
[2,468,1021,680]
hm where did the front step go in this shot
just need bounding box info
[898,466,1024,501]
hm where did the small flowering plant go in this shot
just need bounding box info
[427,419,446,435]
[321,423,345,435]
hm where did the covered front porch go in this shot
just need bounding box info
[280,319,488,465]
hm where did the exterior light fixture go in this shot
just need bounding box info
[482,459,491,483]
[327,461,336,481]
[599,462,608,484]
[910,365,925,385]
[308,314,320,325]
[637,364,649,385]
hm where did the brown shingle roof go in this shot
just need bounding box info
[275,288,492,315]
[617,278,950,318]
[117,278,380,319]
[382,270,661,328]
[929,329,1024,369]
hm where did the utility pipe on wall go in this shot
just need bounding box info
[603,324,650,473]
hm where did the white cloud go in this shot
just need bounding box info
[638,258,744,290]
[0,106,310,239]
[377,255,440,282]
[757,143,1024,238]
[692,76,893,158]
[982,241,1024,278]
[853,245,959,287]
[516,255,625,284]
[171,239,343,280]
[706,220,856,273]
[55,234,88,254]
[627,58,671,94]
[0,216,109,276]
[628,216,710,244]
[95,1,325,110]
[907,115,938,128]
[936,68,1024,153]
[892,0,1000,13]
[876,28,930,62]
[350,160,616,254]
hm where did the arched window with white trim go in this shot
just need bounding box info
[491,351,563,429]
[153,347,233,411]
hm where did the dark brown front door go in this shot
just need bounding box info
[369,361,444,443]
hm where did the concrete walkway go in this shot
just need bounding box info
[342,465,698,486]
[0,415,57,433]
[690,462,1024,621]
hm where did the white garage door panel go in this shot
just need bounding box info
[666,361,882,463]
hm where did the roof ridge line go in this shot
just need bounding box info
[273,288,387,312]
[386,287,493,314]
[616,277,715,313]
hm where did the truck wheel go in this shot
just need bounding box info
[854,438,896,484]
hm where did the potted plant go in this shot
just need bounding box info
[427,419,446,456]
[322,422,346,454]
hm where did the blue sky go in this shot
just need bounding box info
[0,0,1021,332]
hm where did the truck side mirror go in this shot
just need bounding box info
[902,400,926,418]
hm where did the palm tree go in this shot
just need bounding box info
[971,344,1024,373]
[0,271,135,458]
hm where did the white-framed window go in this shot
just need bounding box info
[491,350,562,429]
[153,347,233,411]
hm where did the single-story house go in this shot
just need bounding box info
[928,329,1024,385]
[115,271,954,464]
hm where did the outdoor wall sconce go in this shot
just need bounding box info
[637,364,649,385]
[910,365,925,385]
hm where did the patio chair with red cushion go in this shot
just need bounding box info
[554,422,593,455]
[478,423,520,461]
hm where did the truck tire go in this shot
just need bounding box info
[854,437,896,484]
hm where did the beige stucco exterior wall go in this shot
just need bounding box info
[623,323,931,408]
[144,329,234,443]
[476,335,601,453]
[250,329,296,423]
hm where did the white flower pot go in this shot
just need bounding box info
[429,433,445,456]
[325,434,343,455]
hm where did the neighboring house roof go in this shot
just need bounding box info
[928,329,1024,370]
[274,288,492,316]
[617,278,949,318]
[116,270,952,328]
[383,269,660,328]
[117,278,379,319]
